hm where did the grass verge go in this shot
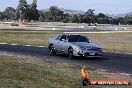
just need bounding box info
[0,32,59,46]
[0,55,131,88]
[0,32,132,53]
[81,33,132,53]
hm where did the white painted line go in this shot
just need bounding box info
[52,28,56,30]
[37,46,45,47]
[25,45,32,46]
[11,43,18,45]
[79,26,85,28]
[63,31,132,34]
[0,43,48,48]
[0,43,8,44]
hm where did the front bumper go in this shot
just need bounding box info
[74,50,103,57]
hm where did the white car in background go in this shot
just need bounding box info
[48,34,103,58]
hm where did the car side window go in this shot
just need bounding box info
[56,35,62,40]
[60,35,66,41]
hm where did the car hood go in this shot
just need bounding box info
[71,42,100,49]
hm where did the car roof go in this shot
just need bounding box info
[62,34,81,36]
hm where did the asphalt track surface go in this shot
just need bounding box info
[0,29,114,32]
[0,44,132,74]
[0,26,127,32]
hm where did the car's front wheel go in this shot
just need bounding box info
[68,47,74,59]
[49,45,56,56]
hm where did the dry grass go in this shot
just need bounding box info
[0,32,132,53]
[0,22,80,30]
[0,32,59,46]
[80,33,132,53]
[0,55,131,88]
[0,24,54,30]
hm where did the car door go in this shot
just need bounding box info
[53,35,62,51]
[58,35,68,53]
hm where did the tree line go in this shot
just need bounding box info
[0,0,132,25]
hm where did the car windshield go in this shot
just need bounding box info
[68,35,90,42]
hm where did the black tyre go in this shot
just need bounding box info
[49,45,56,56]
[68,47,73,59]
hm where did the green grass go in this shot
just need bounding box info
[0,55,85,88]
[81,33,132,53]
[0,32,132,53]
[0,32,59,46]
[0,55,131,88]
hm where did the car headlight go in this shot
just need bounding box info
[75,46,80,50]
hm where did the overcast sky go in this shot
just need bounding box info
[0,0,131,14]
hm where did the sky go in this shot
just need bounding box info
[0,0,132,14]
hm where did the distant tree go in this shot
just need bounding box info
[45,11,53,21]
[123,15,132,25]
[0,12,3,20]
[127,19,132,24]
[96,13,109,24]
[49,6,64,22]
[70,14,80,23]
[2,7,16,20]
[2,12,9,21]
[117,17,124,25]
[97,13,107,18]
[28,0,39,21]
[111,18,120,25]
[79,14,90,23]
[38,11,44,21]
[17,0,28,21]
[85,9,95,23]
[124,15,132,25]
[85,9,95,17]
[62,13,70,23]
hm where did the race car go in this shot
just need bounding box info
[48,34,103,58]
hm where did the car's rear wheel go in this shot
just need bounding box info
[68,47,73,59]
[49,45,56,56]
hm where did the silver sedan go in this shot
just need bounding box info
[48,34,103,58]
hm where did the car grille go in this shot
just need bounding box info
[85,52,102,56]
